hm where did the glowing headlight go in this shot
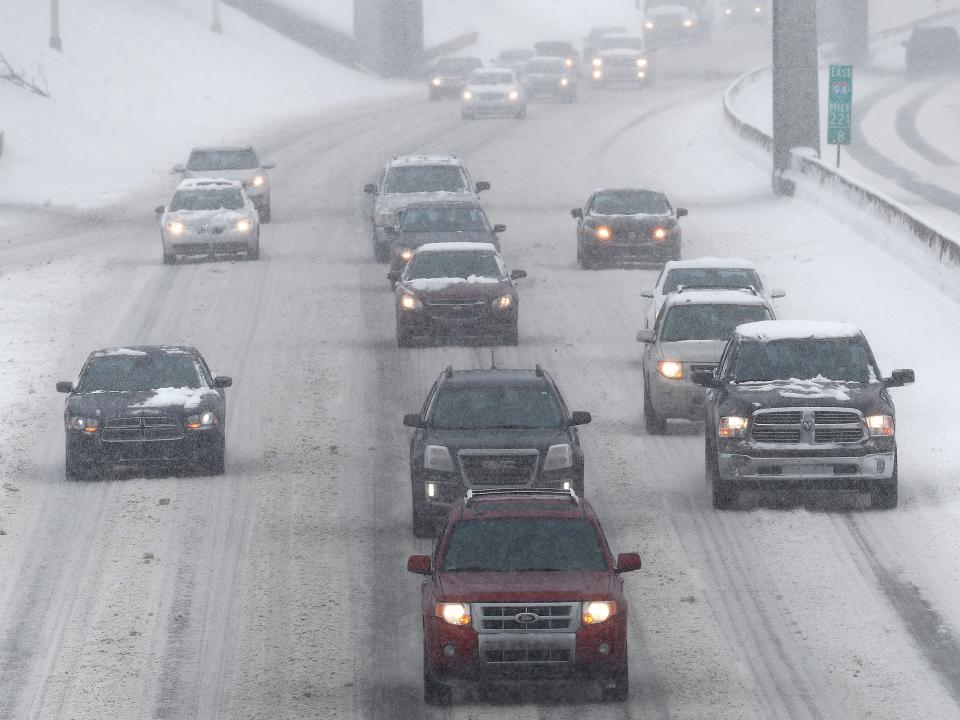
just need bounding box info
[543,444,573,471]
[755,6,762,13]
[564,57,573,67]
[594,226,611,241]
[432,77,441,86]
[436,603,471,626]
[658,360,683,380]
[865,415,894,437]
[251,175,265,187]
[719,416,749,438]
[400,293,421,311]
[462,90,473,100]
[638,71,646,79]
[645,20,655,29]
[560,77,569,86]
[167,221,186,236]
[652,226,668,241]
[235,218,253,233]
[67,416,99,433]
[637,57,648,68]
[508,90,520,101]
[493,294,513,310]
[725,7,733,15]
[583,601,616,625]
[592,57,603,67]
[397,247,414,263]
[593,69,603,79]
[185,412,219,430]
[424,444,455,471]
[683,19,694,27]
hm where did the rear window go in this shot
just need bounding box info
[441,518,606,572]
[187,149,258,171]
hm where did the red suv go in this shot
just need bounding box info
[406,489,641,704]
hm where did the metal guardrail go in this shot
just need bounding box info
[423,32,480,64]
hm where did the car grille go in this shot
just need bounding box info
[751,408,865,444]
[475,603,579,633]
[478,92,505,100]
[458,450,539,487]
[603,56,641,68]
[425,298,486,321]
[102,416,184,442]
[484,648,571,664]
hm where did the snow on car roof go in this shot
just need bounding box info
[735,320,861,340]
[663,289,769,306]
[416,242,497,254]
[664,256,757,270]
[177,178,243,190]
[388,154,462,167]
[91,345,198,357]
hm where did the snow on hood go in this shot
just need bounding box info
[417,242,496,253]
[667,256,757,269]
[598,48,646,57]
[467,83,518,92]
[406,275,502,291]
[735,378,858,401]
[736,320,861,341]
[95,348,149,357]
[130,387,218,410]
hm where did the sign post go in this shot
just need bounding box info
[827,64,853,168]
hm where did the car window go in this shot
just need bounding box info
[441,518,606,572]
[595,35,645,51]
[186,149,259,171]
[401,206,489,233]
[79,353,204,392]
[526,59,565,73]
[663,268,762,293]
[170,188,245,212]
[659,304,772,342]
[406,251,503,280]
[499,50,533,62]
[592,190,670,215]
[383,166,467,194]
[472,71,515,84]
[434,58,480,72]
[534,43,574,55]
[431,385,565,429]
[732,339,878,384]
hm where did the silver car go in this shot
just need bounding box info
[461,69,527,119]
[156,179,260,264]
[173,146,275,222]
[636,288,775,434]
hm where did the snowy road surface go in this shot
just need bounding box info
[2,33,960,720]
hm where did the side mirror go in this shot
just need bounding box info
[387,270,402,282]
[56,381,74,393]
[261,161,276,170]
[363,183,377,195]
[492,224,507,233]
[636,329,655,343]
[403,413,425,428]
[571,208,583,219]
[154,205,166,216]
[884,369,915,388]
[407,554,433,575]
[691,369,719,388]
[676,208,689,218]
[475,181,491,192]
[172,163,185,174]
[640,289,654,299]
[509,269,527,280]
[570,410,592,426]
[213,376,233,388]
[616,552,642,573]
[770,287,786,299]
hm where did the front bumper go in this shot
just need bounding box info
[591,67,649,85]
[66,429,222,466]
[719,447,896,484]
[396,304,516,341]
[414,466,581,516]
[647,373,705,420]
[164,229,257,256]
[584,238,678,264]
[462,99,526,116]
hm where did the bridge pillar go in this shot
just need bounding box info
[354,0,424,77]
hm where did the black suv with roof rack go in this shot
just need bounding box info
[402,365,592,536]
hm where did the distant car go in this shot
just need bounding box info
[387,200,505,276]
[693,321,914,509]
[461,69,527,119]
[428,56,484,100]
[363,155,490,262]
[56,345,232,479]
[173,146,274,222]
[719,0,767,24]
[533,40,580,70]
[641,257,785,328]
[571,188,686,268]
[491,48,535,75]
[156,178,260,264]
[582,25,628,61]
[390,242,526,347]
[403,365,592,536]
[644,4,706,44]
[905,26,960,78]
[590,33,653,86]
[521,56,578,102]
[407,489,640,705]
[636,288,776,434]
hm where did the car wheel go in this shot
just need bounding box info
[870,459,898,509]
[461,110,472,120]
[247,236,260,261]
[397,326,417,348]
[65,448,95,481]
[704,433,720,484]
[163,247,176,265]
[374,241,390,263]
[258,200,271,224]
[199,439,226,476]
[643,381,667,435]
[429,91,439,102]
[423,646,452,705]
[580,247,599,270]
[516,107,527,119]
[601,652,629,702]
[709,442,735,510]
[501,321,519,346]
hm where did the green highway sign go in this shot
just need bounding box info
[827,64,853,145]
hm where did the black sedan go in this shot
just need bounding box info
[56,346,231,478]
[572,188,687,268]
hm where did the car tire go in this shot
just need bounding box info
[601,652,629,702]
[200,441,226,476]
[247,236,260,261]
[516,107,527,119]
[643,381,667,435]
[258,200,271,224]
[709,442,735,510]
[397,327,417,348]
[580,247,599,270]
[65,448,95,481]
[423,647,452,705]
[461,110,472,120]
[870,459,898,509]
[374,241,390,263]
[501,321,519,346]
[163,247,176,265]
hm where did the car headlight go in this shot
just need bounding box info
[865,415,894,437]
[645,20,655,29]
[235,218,253,233]
[462,90,473,100]
[543,443,573,472]
[564,57,573,67]
[592,225,611,241]
[658,360,683,380]
[424,444,455,471]
[436,603,471,626]
[755,6,762,13]
[652,226,668,241]
[432,77,441,86]
[509,90,520,101]
[492,294,513,310]
[185,411,219,430]
[637,57,648,68]
[251,175,265,187]
[725,7,733,15]
[67,416,99,433]
[719,416,749,438]
[560,77,569,87]
[683,19,695,27]
[167,221,185,236]
[399,293,422,311]
[374,208,395,226]
[582,601,616,625]
[592,69,603,79]
[397,246,414,263]
[592,57,603,67]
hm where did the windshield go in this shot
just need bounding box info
[498,49,533,62]
[592,190,669,215]
[534,42,574,55]
[186,149,258,171]
[733,339,877,383]
[596,35,645,51]
[434,58,480,72]
[663,267,762,293]
[406,251,503,280]
[383,166,467,194]
[472,71,514,84]
[400,206,488,233]
[526,59,565,73]
[441,518,606,572]
[79,353,204,392]
[660,304,772,342]
[431,385,565,429]
[169,188,245,211]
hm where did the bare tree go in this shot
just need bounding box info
[0,53,50,97]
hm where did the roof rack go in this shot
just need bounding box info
[534,364,545,377]
[675,284,758,295]
[463,487,581,507]
[444,364,454,379]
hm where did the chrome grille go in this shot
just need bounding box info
[815,427,865,443]
[815,410,861,425]
[425,298,486,321]
[751,426,802,443]
[603,56,642,68]
[751,408,864,445]
[102,416,183,442]
[475,603,579,633]
[458,450,538,487]
[478,92,505,100]
[484,648,571,664]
